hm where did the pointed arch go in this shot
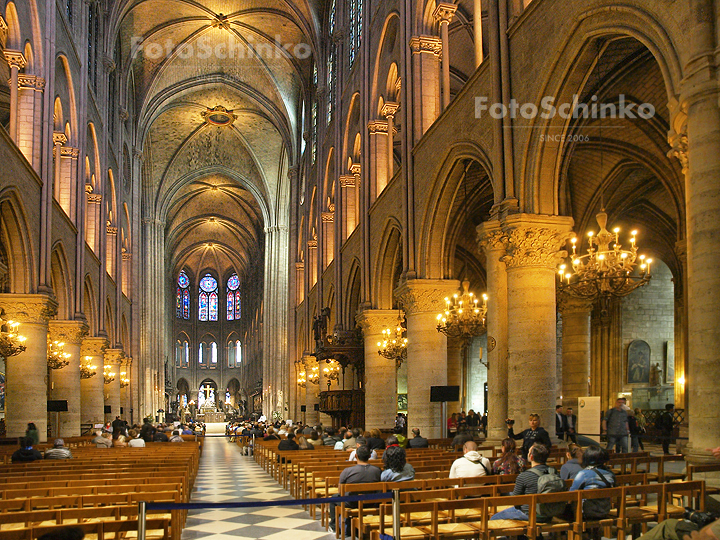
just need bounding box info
[105,299,115,346]
[50,242,72,320]
[0,187,36,293]
[344,258,362,329]
[373,218,403,309]
[120,314,129,350]
[83,275,97,335]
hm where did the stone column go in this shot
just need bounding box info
[382,103,399,179]
[474,0,484,67]
[477,221,509,444]
[340,175,357,240]
[53,132,67,199]
[673,240,688,410]
[303,355,320,426]
[48,320,88,437]
[104,349,123,422]
[80,337,107,426]
[321,211,334,267]
[408,36,442,140]
[446,339,463,413]
[557,296,592,410]
[356,310,400,430]
[396,279,460,439]
[367,120,389,199]
[3,50,26,143]
[590,298,622,409]
[433,4,457,110]
[0,293,57,441]
[500,215,573,428]
[120,357,132,418]
[17,74,43,166]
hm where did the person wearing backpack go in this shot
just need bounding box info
[569,445,616,518]
[490,443,566,523]
[449,441,492,478]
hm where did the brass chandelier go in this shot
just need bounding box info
[436,279,488,344]
[47,340,71,370]
[323,359,340,390]
[0,311,27,359]
[120,371,130,388]
[80,356,97,379]
[103,364,116,385]
[558,210,651,301]
[377,314,408,369]
[297,363,320,388]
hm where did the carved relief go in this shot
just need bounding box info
[395,280,459,315]
[0,295,58,324]
[81,337,109,357]
[355,310,403,334]
[409,36,442,57]
[477,226,507,253]
[104,348,125,364]
[501,227,572,270]
[49,320,89,345]
[668,130,688,174]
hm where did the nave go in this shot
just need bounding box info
[182,427,334,540]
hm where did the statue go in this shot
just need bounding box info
[649,362,662,387]
[313,307,331,349]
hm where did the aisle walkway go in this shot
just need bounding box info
[181,428,334,540]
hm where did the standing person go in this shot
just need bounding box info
[565,407,578,443]
[328,446,381,536]
[25,423,39,446]
[628,409,642,453]
[657,403,676,455]
[447,413,458,436]
[634,408,646,450]
[492,438,525,475]
[507,414,552,461]
[602,398,629,454]
[111,416,124,439]
[555,405,568,440]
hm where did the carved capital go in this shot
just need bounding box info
[295,261,305,270]
[104,348,125,364]
[350,163,361,176]
[106,225,118,235]
[49,320,89,345]
[356,309,403,335]
[395,279,460,316]
[409,36,442,57]
[321,211,334,223]
[381,102,400,119]
[4,50,27,70]
[102,55,116,72]
[122,252,132,261]
[81,337,109,356]
[17,74,37,89]
[33,77,46,90]
[87,193,102,203]
[477,220,508,253]
[287,165,299,181]
[556,295,593,315]
[61,147,80,158]
[132,148,144,161]
[500,214,574,270]
[0,293,58,324]
[307,239,318,249]
[53,132,68,146]
[433,3,457,24]
[119,108,129,121]
[667,128,688,174]
[367,120,397,135]
[339,174,355,188]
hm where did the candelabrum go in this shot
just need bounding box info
[0,311,27,359]
[120,371,130,388]
[323,360,340,390]
[103,364,116,385]
[47,340,71,370]
[297,363,320,388]
[558,211,651,301]
[377,316,408,370]
[80,356,97,379]
[436,279,488,345]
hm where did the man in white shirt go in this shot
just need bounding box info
[449,441,492,478]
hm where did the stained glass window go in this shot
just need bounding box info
[349,0,363,66]
[175,340,182,367]
[198,274,217,321]
[183,341,189,367]
[177,271,190,319]
[312,102,318,163]
[236,340,242,364]
[227,273,239,320]
[211,342,217,365]
[235,291,241,319]
[327,0,336,125]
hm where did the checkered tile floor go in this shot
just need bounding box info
[182,433,335,540]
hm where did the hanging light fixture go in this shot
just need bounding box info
[0,311,27,359]
[558,211,651,301]
[120,371,130,388]
[80,356,98,379]
[323,359,340,390]
[377,313,408,369]
[47,340,71,370]
[103,364,116,385]
[296,362,320,388]
[436,279,488,344]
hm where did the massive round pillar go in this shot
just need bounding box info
[48,320,88,437]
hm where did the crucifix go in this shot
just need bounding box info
[201,384,213,404]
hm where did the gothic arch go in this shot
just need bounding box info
[521,7,683,215]
[54,55,78,146]
[50,242,72,320]
[105,299,115,346]
[373,217,403,309]
[418,141,495,279]
[120,314,129,350]
[83,275,96,335]
[0,188,35,293]
[371,13,401,109]
[344,259,362,329]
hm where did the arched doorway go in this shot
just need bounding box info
[226,378,241,411]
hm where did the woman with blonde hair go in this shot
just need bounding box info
[113,434,128,448]
[492,438,525,475]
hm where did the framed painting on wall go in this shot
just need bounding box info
[627,340,650,384]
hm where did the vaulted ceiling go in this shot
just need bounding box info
[112,0,319,281]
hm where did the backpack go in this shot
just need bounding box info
[530,467,567,520]
[578,468,614,518]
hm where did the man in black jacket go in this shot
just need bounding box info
[12,437,43,462]
[408,428,429,448]
[555,405,568,440]
[657,403,676,455]
[278,432,300,451]
[507,414,552,460]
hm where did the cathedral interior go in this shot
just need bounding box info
[0,0,718,465]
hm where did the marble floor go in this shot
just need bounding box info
[181,427,335,540]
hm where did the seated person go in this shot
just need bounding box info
[263,427,280,441]
[569,445,616,518]
[492,438,525,475]
[113,434,128,447]
[366,428,386,450]
[44,438,72,459]
[381,446,415,482]
[393,427,408,448]
[449,441,492,478]
[490,443,550,522]
[348,437,378,461]
[169,430,184,443]
[278,432,300,450]
[408,428,429,448]
[96,431,113,448]
[560,443,584,480]
[128,429,146,447]
[297,436,315,450]
[12,436,43,462]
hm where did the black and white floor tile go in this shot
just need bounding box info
[182,425,335,540]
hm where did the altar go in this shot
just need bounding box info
[199,411,225,422]
[195,385,225,422]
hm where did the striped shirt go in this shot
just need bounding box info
[511,464,548,515]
